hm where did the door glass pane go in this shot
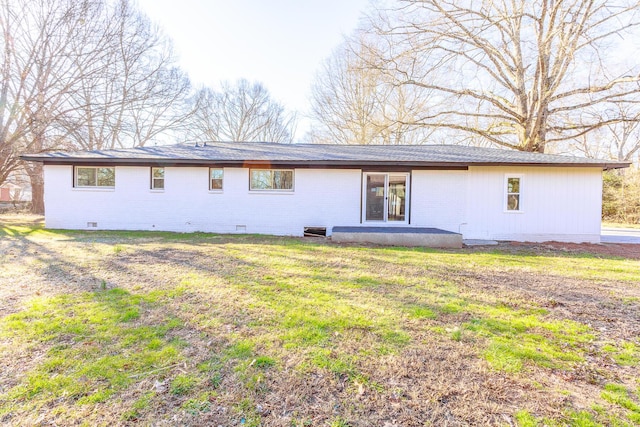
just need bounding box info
[366,174,385,221]
[387,175,406,222]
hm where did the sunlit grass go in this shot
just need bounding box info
[1,221,638,425]
[515,408,631,427]
[166,241,603,377]
[601,383,640,424]
[0,288,183,418]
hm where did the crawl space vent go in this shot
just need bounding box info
[304,227,326,237]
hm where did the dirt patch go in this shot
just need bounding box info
[455,268,640,339]
[507,240,640,259]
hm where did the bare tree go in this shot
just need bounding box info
[368,0,640,153]
[0,0,192,213]
[606,111,640,164]
[190,79,296,143]
[559,101,640,168]
[59,0,192,150]
[309,37,381,145]
[308,33,432,145]
[0,0,94,212]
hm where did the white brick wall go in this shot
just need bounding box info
[43,164,603,242]
[410,170,468,234]
[44,166,362,235]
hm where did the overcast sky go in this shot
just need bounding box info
[136,0,371,140]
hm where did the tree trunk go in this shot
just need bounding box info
[27,163,45,215]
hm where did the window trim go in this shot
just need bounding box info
[74,166,115,189]
[249,168,295,192]
[504,174,523,213]
[209,167,224,192]
[150,167,165,191]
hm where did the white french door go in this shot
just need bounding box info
[362,173,409,224]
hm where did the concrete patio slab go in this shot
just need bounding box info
[463,239,499,246]
[331,226,463,248]
[601,228,640,244]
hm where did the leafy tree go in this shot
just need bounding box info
[602,168,640,223]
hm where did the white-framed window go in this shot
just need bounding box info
[250,169,294,191]
[210,168,223,190]
[75,166,115,188]
[505,175,522,211]
[151,167,164,190]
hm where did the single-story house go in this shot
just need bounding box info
[21,142,629,246]
[0,185,11,202]
[1,170,33,203]
[0,181,31,202]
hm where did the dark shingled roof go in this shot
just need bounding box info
[21,141,629,169]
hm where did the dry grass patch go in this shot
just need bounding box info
[0,215,639,426]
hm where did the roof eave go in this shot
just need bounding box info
[19,155,630,169]
[602,161,632,170]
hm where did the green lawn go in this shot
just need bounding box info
[0,216,638,426]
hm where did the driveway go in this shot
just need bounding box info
[601,228,640,244]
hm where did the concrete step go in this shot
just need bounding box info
[331,226,463,248]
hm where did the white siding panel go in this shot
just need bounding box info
[464,166,602,243]
[43,165,362,236]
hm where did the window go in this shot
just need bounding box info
[151,167,164,190]
[506,176,521,211]
[75,167,115,188]
[250,169,294,191]
[210,168,223,190]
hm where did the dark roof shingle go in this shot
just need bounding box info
[21,141,629,169]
